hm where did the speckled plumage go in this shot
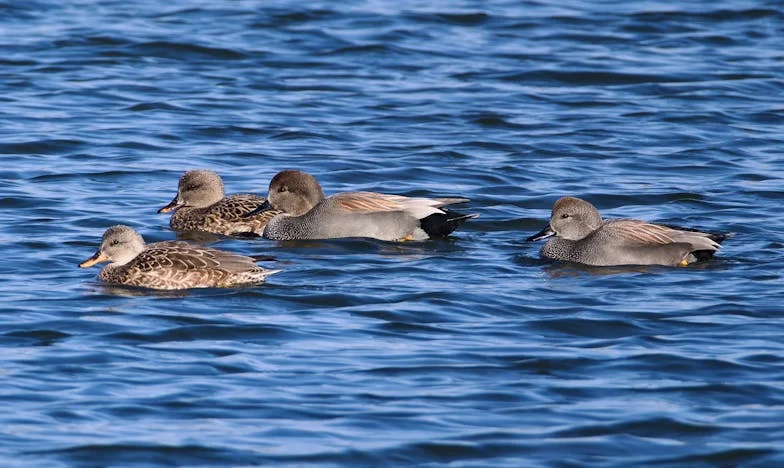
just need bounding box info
[80,225,279,290]
[169,193,278,236]
[529,197,728,266]
[159,170,280,236]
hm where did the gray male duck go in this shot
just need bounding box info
[527,197,728,267]
[244,170,477,241]
[158,170,280,236]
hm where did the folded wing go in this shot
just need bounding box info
[332,191,469,220]
[129,242,265,282]
[607,220,721,252]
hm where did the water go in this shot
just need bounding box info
[1,0,783,465]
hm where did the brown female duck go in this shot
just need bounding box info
[158,170,279,236]
[79,225,279,290]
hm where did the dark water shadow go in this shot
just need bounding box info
[515,254,730,277]
[269,235,472,256]
[83,282,275,299]
[173,230,259,244]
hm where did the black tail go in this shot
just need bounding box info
[693,232,733,261]
[692,250,718,261]
[420,210,478,238]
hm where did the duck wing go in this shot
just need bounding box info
[124,242,261,285]
[606,219,720,251]
[332,192,468,219]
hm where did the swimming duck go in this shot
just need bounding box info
[158,170,279,236]
[244,170,477,241]
[79,225,279,289]
[527,197,728,266]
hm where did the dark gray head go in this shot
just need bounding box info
[79,225,146,268]
[527,196,603,242]
[159,170,225,213]
[266,170,326,216]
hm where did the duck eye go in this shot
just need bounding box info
[112,239,120,245]
[561,213,570,219]
[278,186,288,193]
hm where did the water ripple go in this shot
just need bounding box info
[0,0,782,466]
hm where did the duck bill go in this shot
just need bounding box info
[526,224,555,242]
[79,251,109,268]
[157,196,183,213]
[242,199,272,218]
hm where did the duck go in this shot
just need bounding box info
[79,225,280,289]
[243,170,477,241]
[526,197,728,266]
[158,169,279,236]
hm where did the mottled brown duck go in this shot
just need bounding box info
[79,225,279,290]
[158,169,280,236]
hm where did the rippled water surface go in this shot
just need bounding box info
[2,0,783,465]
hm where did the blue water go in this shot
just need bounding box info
[2,0,783,465]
